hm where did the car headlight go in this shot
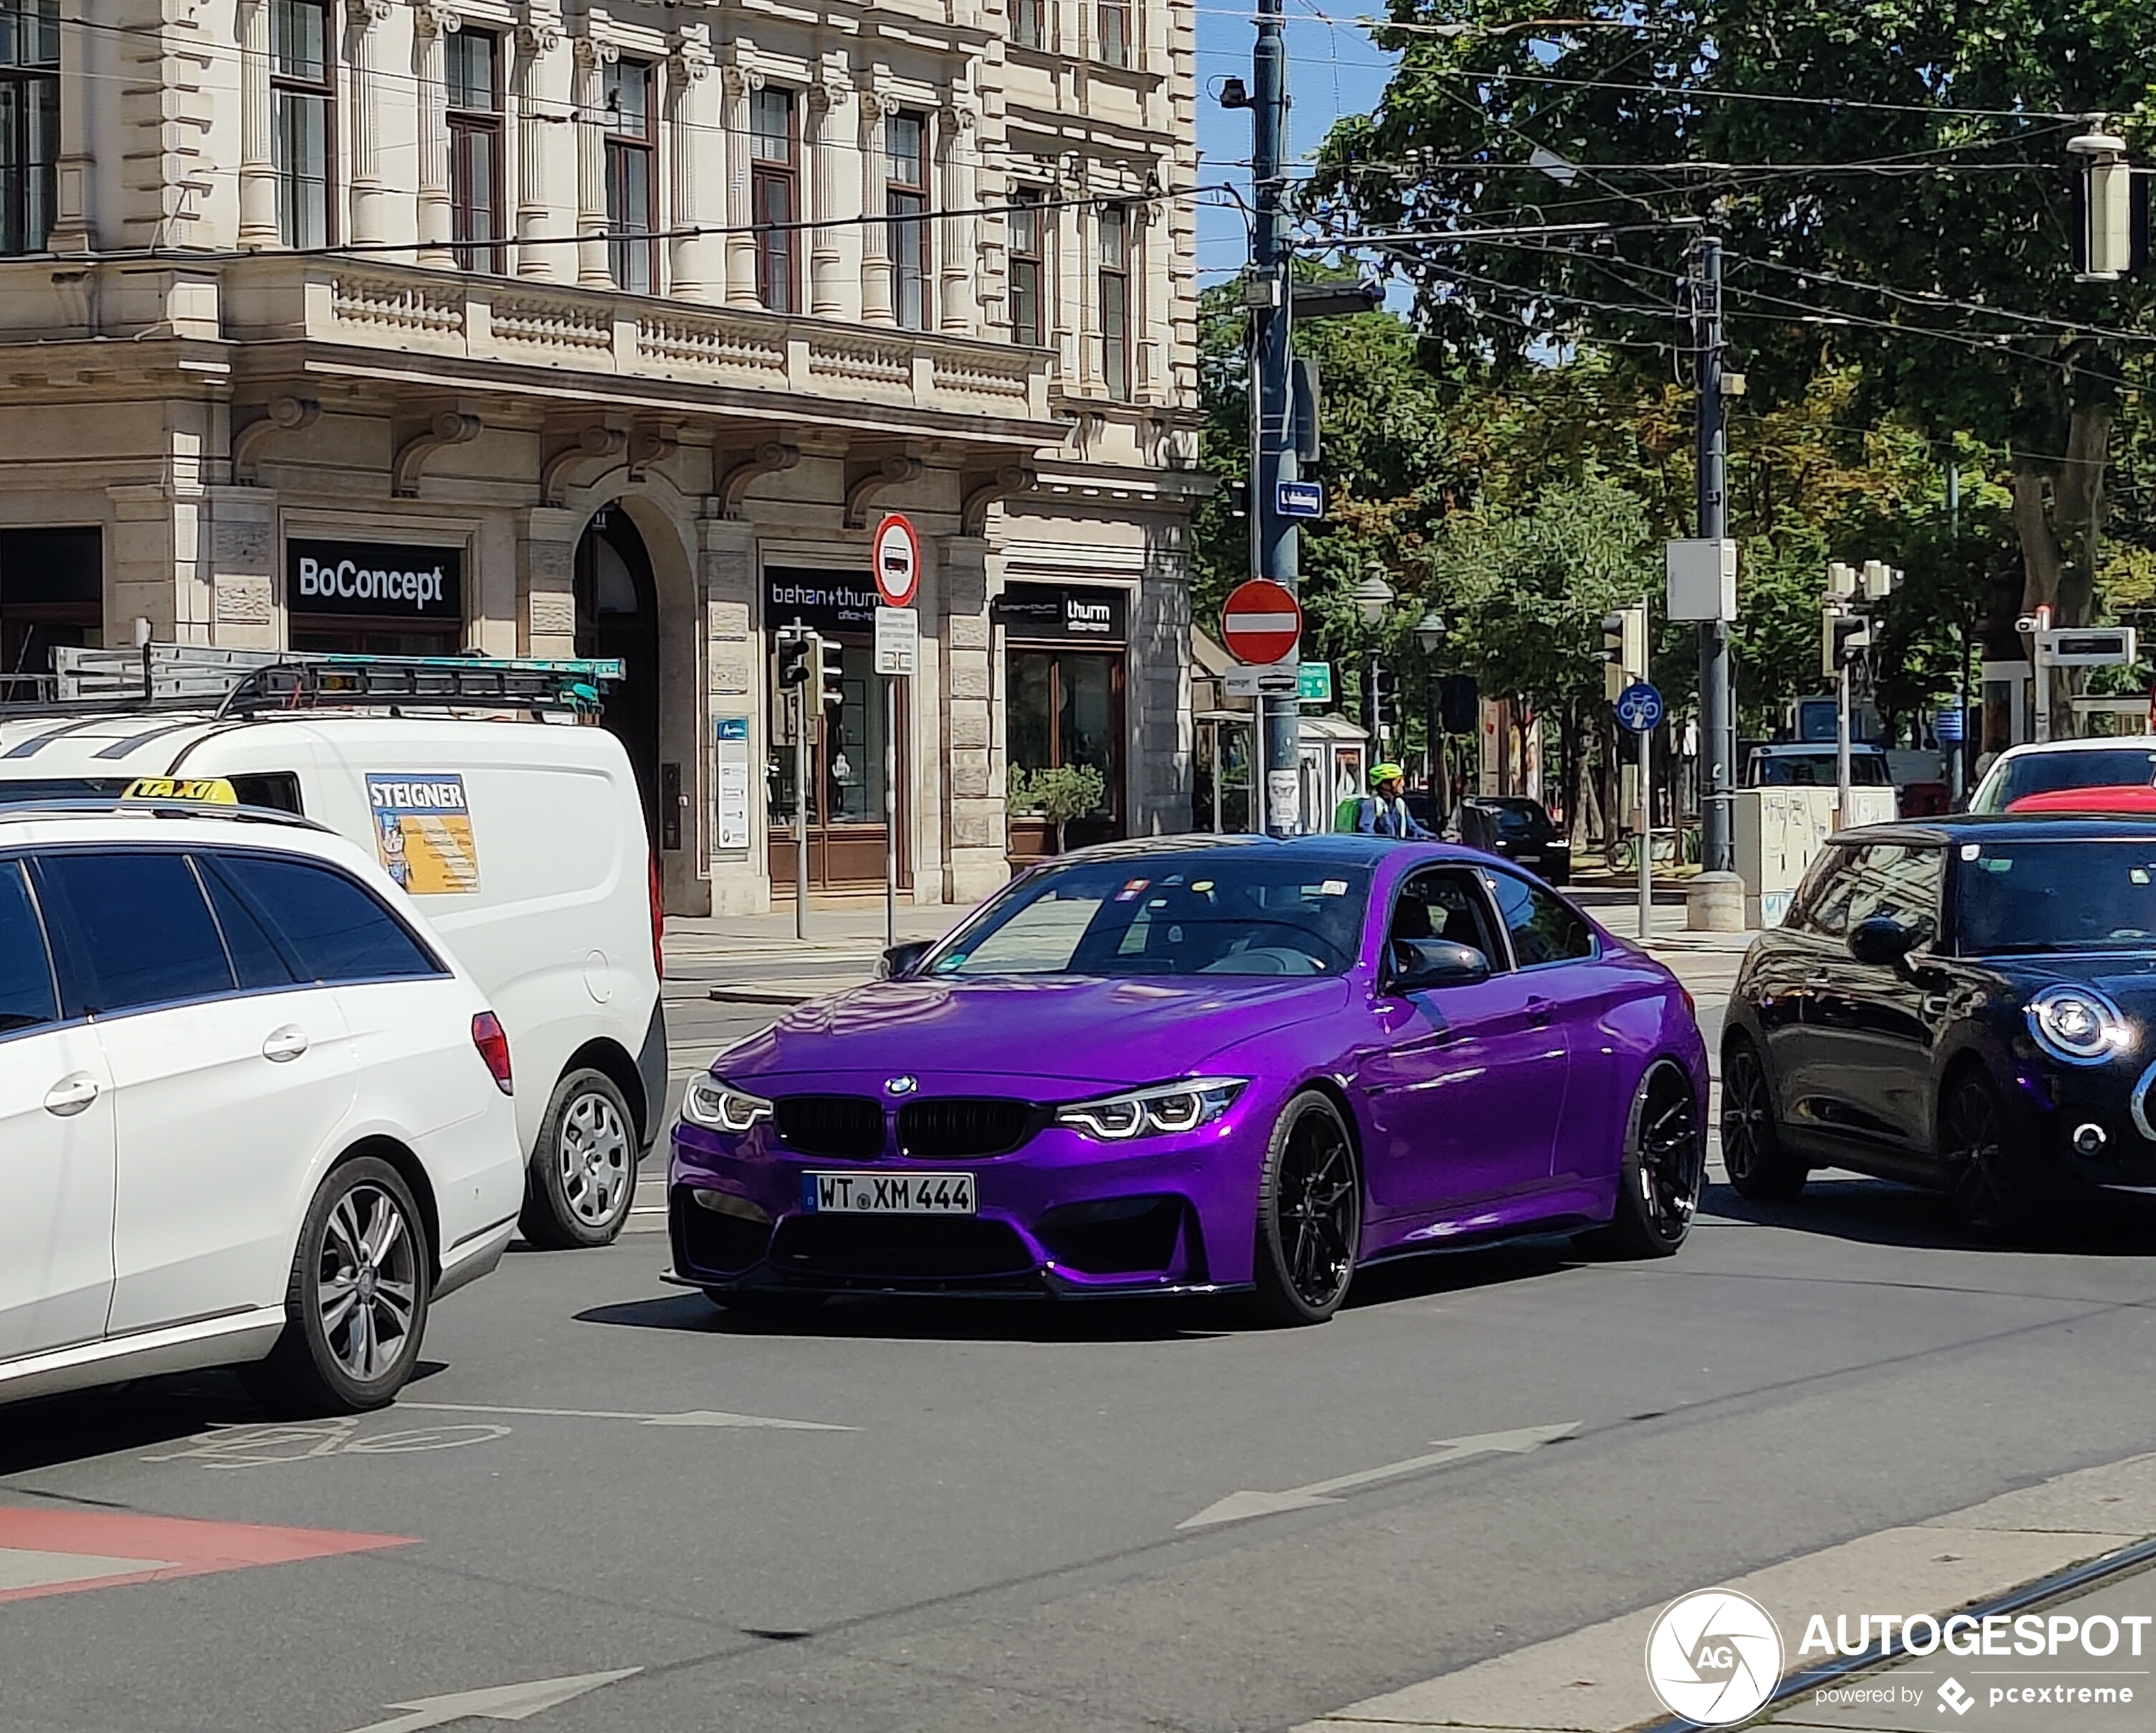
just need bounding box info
[2027,986,2135,1067]
[682,1074,774,1133]
[1054,1078,1246,1141]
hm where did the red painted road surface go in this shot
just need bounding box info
[0,1506,415,1603]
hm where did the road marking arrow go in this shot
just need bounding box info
[1176,1422,1580,1530]
[341,1669,641,1733]
[399,1400,852,1432]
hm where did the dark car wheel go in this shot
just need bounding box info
[519,1069,638,1249]
[1721,1037,1808,1200]
[1943,1069,2040,1242]
[1249,1091,1362,1326]
[1577,1065,1704,1259]
[249,1156,431,1416]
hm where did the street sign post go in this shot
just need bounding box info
[1221,579,1303,666]
[873,605,918,676]
[1225,659,1299,698]
[871,513,920,609]
[1276,480,1324,519]
[871,605,918,949]
[1617,681,1663,941]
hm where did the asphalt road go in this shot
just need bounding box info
[7,926,2156,1733]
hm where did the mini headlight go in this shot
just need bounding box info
[2027,986,2134,1067]
[682,1075,774,1133]
[1055,1078,1246,1141]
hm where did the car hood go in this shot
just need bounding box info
[1989,953,2156,1015]
[711,975,1352,1090]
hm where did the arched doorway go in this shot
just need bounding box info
[575,508,660,844]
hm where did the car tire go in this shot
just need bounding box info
[1248,1091,1362,1326]
[519,1069,638,1249]
[1942,1068,2041,1242]
[250,1156,431,1416]
[1575,1064,1704,1259]
[1721,1037,1808,1200]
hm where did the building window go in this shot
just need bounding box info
[446,28,502,272]
[1096,0,1132,67]
[750,87,797,314]
[1098,204,1130,398]
[0,0,57,255]
[272,0,332,248]
[1008,186,1046,346]
[1011,0,1047,51]
[604,59,655,293]
[0,526,100,695]
[887,112,929,331]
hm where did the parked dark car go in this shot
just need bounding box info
[1445,797,1571,885]
[1720,816,2156,1235]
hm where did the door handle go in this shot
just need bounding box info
[43,1075,98,1117]
[1526,996,1553,1028]
[261,1026,310,1063]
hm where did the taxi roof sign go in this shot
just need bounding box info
[122,777,239,805]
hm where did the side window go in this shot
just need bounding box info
[1485,871,1596,967]
[227,772,304,815]
[32,850,237,1014]
[1390,868,1501,964]
[0,860,59,1035]
[1844,844,1944,937]
[1792,845,1861,938]
[211,852,445,983]
[197,856,299,990]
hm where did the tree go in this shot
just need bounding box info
[1008,764,1107,854]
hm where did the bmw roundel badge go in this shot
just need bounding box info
[884,1075,918,1096]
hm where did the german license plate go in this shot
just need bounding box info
[802,1171,976,1215]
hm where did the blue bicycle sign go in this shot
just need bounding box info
[1615,681,1664,733]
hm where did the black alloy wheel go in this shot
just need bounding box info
[1250,1091,1362,1326]
[1720,1038,1808,1201]
[1943,1070,2035,1242]
[1579,1065,1704,1259]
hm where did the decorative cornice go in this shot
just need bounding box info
[415,3,462,38]
[392,409,483,498]
[844,452,923,528]
[232,395,319,485]
[669,22,713,81]
[716,440,800,519]
[514,20,559,56]
[541,426,627,507]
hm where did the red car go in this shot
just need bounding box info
[2007,785,2156,816]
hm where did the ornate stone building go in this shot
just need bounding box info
[0,0,1199,909]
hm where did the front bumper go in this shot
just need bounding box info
[2013,1056,2156,1193]
[667,1085,1277,1298]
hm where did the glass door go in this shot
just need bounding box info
[767,639,907,892]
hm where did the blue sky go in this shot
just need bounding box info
[1192,5,1400,288]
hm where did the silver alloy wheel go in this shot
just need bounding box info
[558,1090,632,1227]
[317,1183,419,1382]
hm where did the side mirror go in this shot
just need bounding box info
[1847,916,1919,967]
[1388,937,1491,994]
[877,940,932,980]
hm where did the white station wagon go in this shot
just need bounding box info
[0,797,525,1412]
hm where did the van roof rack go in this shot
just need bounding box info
[0,643,625,720]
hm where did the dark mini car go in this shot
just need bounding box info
[1721,816,2156,1233]
[1444,797,1571,885]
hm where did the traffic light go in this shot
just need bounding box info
[1823,611,1870,677]
[815,636,845,712]
[1602,603,1647,700]
[777,631,811,688]
[1372,665,1398,739]
[1439,675,1478,737]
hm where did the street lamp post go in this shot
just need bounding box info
[1415,606,1446,819]
[1354,566,1395,751]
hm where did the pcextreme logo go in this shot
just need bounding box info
[1643,1588,1785,1727]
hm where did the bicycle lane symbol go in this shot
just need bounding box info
[143,1419,511,1468]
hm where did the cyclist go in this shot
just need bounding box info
[1340,762,1432,838]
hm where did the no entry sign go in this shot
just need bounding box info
[1221,579,1303,666]
[872,513,920,609]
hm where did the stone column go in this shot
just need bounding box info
[574,36,616,287]
[519,507,581,658]
[857,89,893,326]
[347,0,395,248]
[702,518,767,914]
[414,3,458,266]
[514,24,559,277]
[938,535,1005,901]
[938,104,976,334]
[667,25,714,297]
[720,64,758,306]
[238,0,278,245]
[805,76,845,317]
[1135,200,1168,401]
[1058,175,1089,384]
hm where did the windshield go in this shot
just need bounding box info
[1484,802,1550,840]
[1971,747,2156,814]
[929,854,1371,979]
[1754,752,1890,787]
[1958,840,2156,952]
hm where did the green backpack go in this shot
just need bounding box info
[1333,795,1368,833]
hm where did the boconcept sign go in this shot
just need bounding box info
[287,540,463,620]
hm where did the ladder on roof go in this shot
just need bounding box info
[9,643,626,715]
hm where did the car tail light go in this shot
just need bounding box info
[471,1012,514,1095]
[648,850,665,981]
[1681,985,1696,1019]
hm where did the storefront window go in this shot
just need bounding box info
[1006,646,1124,853]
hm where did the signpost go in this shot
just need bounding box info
[870,514,920,950]
[1275,480,1324,519]
[1617,681,1664,942]
[1222,579,1305,834]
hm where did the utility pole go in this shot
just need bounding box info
[1693,236,1735,874]
[1250,0,1299,836]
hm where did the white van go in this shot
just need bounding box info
[0,700,665,1249]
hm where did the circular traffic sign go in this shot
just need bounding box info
[872,513,920,609]
[1221,579,1303,666]
[1616,681,1665,733]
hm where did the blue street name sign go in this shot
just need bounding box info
[1615,681,1665,733]
[1276,480,1324,519]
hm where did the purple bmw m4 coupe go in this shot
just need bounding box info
[668,836,1708,1324]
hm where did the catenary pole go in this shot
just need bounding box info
[1694,238,1735,873]
[1251,0,1300,835]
